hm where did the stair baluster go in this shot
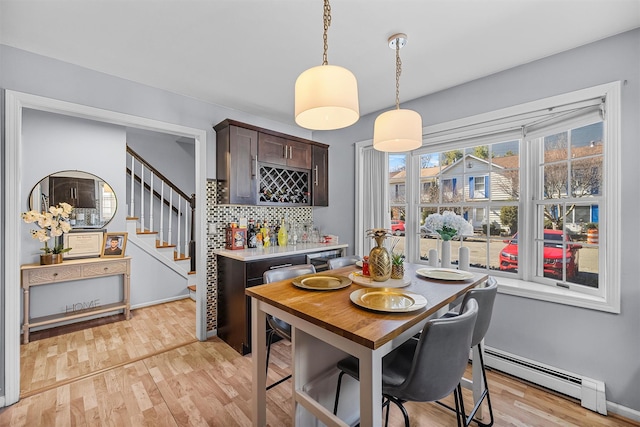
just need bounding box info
[126,146,196,272]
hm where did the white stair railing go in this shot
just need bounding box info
[126,147,195,271]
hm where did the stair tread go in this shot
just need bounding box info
[188,271,197,275]
[187,285,196,291]
[175,256,191,261]
[137,230,158,235]
[156,243,176,249]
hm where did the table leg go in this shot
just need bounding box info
[124,272,131,319]
[23,287,30,344]
[251,298,267,427]
[359,351,383,427]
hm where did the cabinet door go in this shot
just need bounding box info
[49,177,96,208]
[258,133,311,169]
[50,177,75,207]
[287,140,312,169]
[229,126,258,205]
[312,145,329,206]
[76,178,97,208]
[258,133,288,166]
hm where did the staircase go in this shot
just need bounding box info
[126,146,197,291]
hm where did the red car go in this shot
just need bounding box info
[391,220,405,235]
[499,229,581,279]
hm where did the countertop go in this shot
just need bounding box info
[214,242,348,261]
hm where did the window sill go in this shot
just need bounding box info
[494,275,619,314]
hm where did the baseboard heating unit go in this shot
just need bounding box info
[484,346,607,415]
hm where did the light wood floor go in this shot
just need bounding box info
[2,300,638,427]
[20,298,197,397]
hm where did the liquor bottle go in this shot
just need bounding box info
[261,221,270,248]
[247,220,257,248]
[255,222,263,248]
[69,210,76,226]
[278,218,288,246]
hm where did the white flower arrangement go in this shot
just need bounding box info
[423,211,474,241]
[22,202,74,254]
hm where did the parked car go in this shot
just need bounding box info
[391,220,405,235]
[499,229,582,279]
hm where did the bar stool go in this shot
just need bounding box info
[263,264,316,390]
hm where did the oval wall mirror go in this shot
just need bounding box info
[28,170,117,229]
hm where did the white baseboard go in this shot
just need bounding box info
[130,294,190,310]
[606,401,640,422]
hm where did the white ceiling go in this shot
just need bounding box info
[1,0,639,128]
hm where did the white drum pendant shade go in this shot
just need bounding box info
[295,64,359,130]
[373,108,423,152]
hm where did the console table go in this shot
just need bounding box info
[20,257,131,344]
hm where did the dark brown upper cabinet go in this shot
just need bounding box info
[215,122,258,205]
[214,119,329,206]
[50,176,96,208]
[258,133,311,170]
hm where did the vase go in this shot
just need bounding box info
[40,253,62,265]
[369,236,391,282]
[458,246,470,271]
[440,240,451,269]
[391,264,404,280]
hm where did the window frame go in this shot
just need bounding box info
[396,82,620,313]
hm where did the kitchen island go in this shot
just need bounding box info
[247,263,489,426]
[214,242,348,354]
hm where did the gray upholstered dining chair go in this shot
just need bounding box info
[439,276,498,427]
[327,255,362,270]
[263,264,316,390]
[333,299,479,427]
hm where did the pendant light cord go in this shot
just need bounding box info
[395,37,402,110]
[322,0,331,65]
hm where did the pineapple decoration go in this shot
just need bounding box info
[366,228,393,281]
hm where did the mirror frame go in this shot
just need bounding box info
[28,170,117,229]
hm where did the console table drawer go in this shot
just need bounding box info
[82,260,128,277]
[24,265,82,285]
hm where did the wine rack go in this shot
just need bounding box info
[259,165,310,205]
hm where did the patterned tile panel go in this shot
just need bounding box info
[205,179,313,332]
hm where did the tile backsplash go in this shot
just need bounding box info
[205,179,313,332]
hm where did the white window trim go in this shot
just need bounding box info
[412,82,620,313]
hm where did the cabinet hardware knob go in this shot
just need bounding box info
[104,268,109,271]
[53,273,58,277]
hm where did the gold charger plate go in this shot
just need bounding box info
[349,288,427,313]
[416,268,474,281]
[292,273,352,291]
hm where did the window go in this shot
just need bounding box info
[389,154,407,237]
[374,82,620,312]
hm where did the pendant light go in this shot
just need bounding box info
[373,33,422,152]
[295,0,359,130]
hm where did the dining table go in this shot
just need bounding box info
[246,262,489,427]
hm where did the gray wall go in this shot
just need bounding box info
[0,43,313,402]
[126,127,196,196]
[2,27,639,412]
[312,29,640,411]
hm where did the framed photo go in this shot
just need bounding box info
[63,230,105,259]
[101,232,128,258]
